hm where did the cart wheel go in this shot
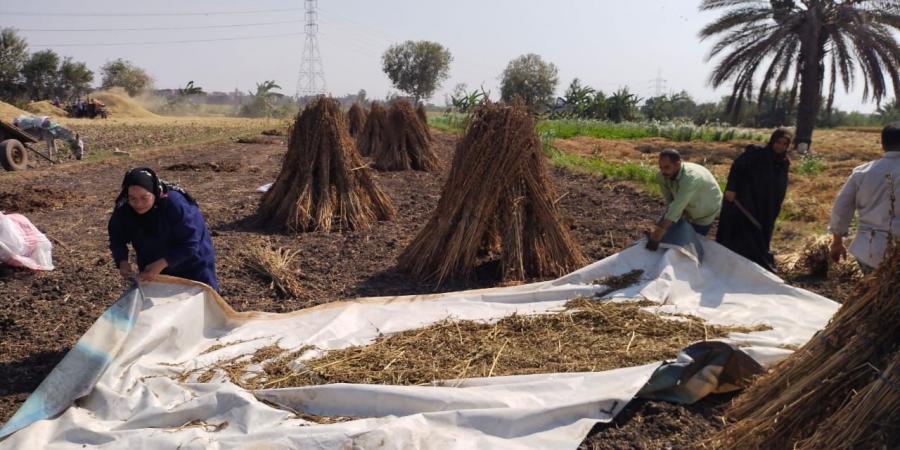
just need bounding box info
[0,139,28,171]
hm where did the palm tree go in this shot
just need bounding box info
[606,88,641,123]
[179,80,204,97]
[699,0,900,149]
[247,80,282,117]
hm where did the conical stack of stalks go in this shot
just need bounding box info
[397,101,586,286]
[347,102,367,139]
[257,97,395,232]
[373,100,438,171]
[415,102,432,141]
[357,101,388,157]
[710,240,900,449]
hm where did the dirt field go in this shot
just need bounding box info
[0,128,840,447]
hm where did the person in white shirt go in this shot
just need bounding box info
[829,123,900,272]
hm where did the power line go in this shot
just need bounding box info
[3,7,304,17]
[18,20,306,32]
[31,32,306,48]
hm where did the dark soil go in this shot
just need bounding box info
[0,186,78,213]
[0,129,835,447]
[235,135,285,145]
[164,161,242,173]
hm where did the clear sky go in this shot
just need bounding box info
[4,0,894,112]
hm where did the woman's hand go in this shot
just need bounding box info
[118,260,135,279]
[138,258,168,282]
[724,190,737,202]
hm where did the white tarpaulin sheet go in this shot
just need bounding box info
[0,240,839,449]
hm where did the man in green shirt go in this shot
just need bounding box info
[648,149,723,248]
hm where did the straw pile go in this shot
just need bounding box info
[256,97,395,232]
[398,101,586,285]
[24,101,66,117]
[373,100,438,171]
[346,102,367,139]
[784,234,861,281]
[242,238,303,298]
[711,242,900,449]
[356,101,388,157]
[415,102,432,141]
[91,88,158,118]
[189,298,766,390]
[0,101,28,122]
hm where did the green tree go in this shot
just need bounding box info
[560,78,595,118]
[0,28,28,101]
[500,53,559,110]
[21,49,60,100]
[57,57,93,100]
[241,80,282,117]
[381,40,452,103]
[642,91,697,121]
[641,95,674,121]
[700,0,900,149]
[585,91,608,120]
[876,100,900,124]
[100,58,152,96]
[606,88,641,123]
[692,102,722,125]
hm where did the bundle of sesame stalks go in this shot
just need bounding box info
[711,241,900,449]
[256,97,395,232]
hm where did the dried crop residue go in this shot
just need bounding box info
[373,100,437,171]
[0,101,29,122]
[89,88,158,118]
[24,101,66,117]
[179,343,304,385]
[257,97,395,232]
[206,298,765,390]
[714,244,900,449]
[415,103,431,142]
[0,186,76,213]
[164,162,240,173]
[592,269,645,297]
[241,237,304,299]
[357,101,388,157]
[347,103,367,139]
[399,102,586,285]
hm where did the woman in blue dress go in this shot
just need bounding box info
[108,167,219,291]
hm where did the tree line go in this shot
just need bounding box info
[0,28,152,105]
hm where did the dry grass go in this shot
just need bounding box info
[781,234,862,283]
[242,238,304,299]
[187,298,768,391]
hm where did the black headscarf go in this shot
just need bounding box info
[114,167,197,232]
